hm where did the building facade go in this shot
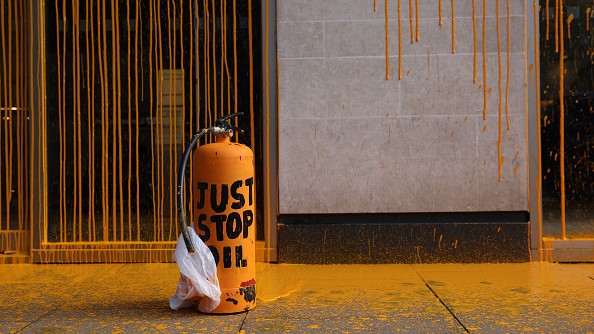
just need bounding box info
[0,0,592,264]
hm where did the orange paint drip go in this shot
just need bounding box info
[496,0,502,182]
[533,0,542,253]
[374,0,377,11]
[264,0,272,263]
[566,13,573,39]
[505,0,511,131]
[52,0,61,238]
[524,0,529,211]
[409,0,414,43]
[167,0,174,239]
[102,2,110,239]
[75,0,82,241]
[398,0,402,80]
[126,0,132,241]
[0,47,3,229]
[587,8,591,31]
[233,0,238,115]
[559,0,566,239]
[545,0,550,40]
[135,0,140,240]
[211,0,217,121]
[482,0,487,120]
[472,0,476,84]
[386,0,390,80]
[149,0,156,239]
[415,0,419,41]
[110,0,118,241]
[451,0,455,53]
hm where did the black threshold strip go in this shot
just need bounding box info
[414,271,470,333]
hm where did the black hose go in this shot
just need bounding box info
[177,128,212,254]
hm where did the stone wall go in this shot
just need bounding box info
[277,0,528,214]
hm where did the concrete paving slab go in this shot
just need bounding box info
[63,264,180,310]
[245,264,466,332]
[16,309,245,334]
[1,262,593,333]
[0,283,74,327]
[0,321,27,334]
[412,263,594,332]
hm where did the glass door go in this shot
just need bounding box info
[540,1,594,242]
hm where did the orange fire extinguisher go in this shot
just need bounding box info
[177,112,256,314]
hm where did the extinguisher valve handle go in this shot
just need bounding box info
[215,112,244,126]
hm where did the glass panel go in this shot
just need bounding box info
[44,0,263,243]
[0,0,31,253]
[540,2,594,238]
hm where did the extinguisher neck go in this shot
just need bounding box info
[215,134,232,143]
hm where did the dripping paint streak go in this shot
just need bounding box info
[179,0,185,234]
[167,0,173,241]
[415,0,419,41]
[75,0,82,241]
[89,0,96,241]
[99,0,108,241]
[233,0,238,118]
[6,0,13,238]
[127,0,132,241]
[386,0,390,80]
[149,0,156,240]
[482,0,487,120]
[157,0,165,241]
[408,0,414,44]
[472,0,476,83]
[398,0,402,80]
[135,0,140,240]
[524,0,529,212]
[505,0,511,131]
[451,0,455,53]
[559,0,566,239]
[496,0,503,182]
[546,0,550,40]
[533,0,543,256]
[211,0,216,119]
[116,0,124,242]
[189,0,195,223]
[264,0,272,262]
[1,0,6,231]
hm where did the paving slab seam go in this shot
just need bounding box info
[237,311,249,333]
[14,300,67,333]
[414,270,470,333]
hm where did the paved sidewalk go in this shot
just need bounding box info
[0,262,593,333]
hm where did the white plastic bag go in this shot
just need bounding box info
[169,228,221,313]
